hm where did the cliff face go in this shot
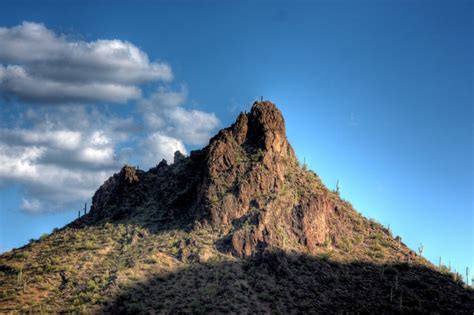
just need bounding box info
[200,102,339,257]
[1,101,472,313]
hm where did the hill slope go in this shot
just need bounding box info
[1,101,472,313]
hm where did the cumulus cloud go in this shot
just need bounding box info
[165,106,220,145]
[0,22,172,103]
[20,198,42,213]
[0,64,141,103]
[0,107,127,213]
[141,133,187,167]
[0,94,219,213]
[0,129,82,150]
[139,86,220,145]
[0,22,221,215]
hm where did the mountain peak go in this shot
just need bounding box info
[231,101,289,152]
[84,102,337,257]
[81,102,397,261]
[210,101,296,174]
[250,101,285,132]
[246,101,291,157]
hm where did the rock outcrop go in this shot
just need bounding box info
[87,102,353,257]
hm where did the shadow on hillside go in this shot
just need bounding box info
[71,207,197,235]
[101,250,473,314]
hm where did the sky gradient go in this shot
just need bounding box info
[0,0,472,281]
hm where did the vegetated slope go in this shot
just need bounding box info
[0,102,472,313]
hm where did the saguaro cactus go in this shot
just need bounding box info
[17,268,22,284]
[418,243,424,256]
[399,290,403,311]
[466,267,470,286]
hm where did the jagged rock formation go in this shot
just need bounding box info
[87,102,358,258]
[0,101,472,313]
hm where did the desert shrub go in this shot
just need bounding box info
[79,240,99,251]
[104,222,113,230]
[126,303,146,313]
[439,264,451,274]
[353,234,364,245]
[250,149,264,163]
[0,289,11,299]
[364,239,387,260]
[338,237,353,252]
[16,251,30,259]
[370,231,383,241]
[319,252,332,260]
[86,279,101,292]
[258,291,275,302]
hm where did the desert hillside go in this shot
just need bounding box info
[0,102,472,313]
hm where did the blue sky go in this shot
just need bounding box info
[0,0,472,280]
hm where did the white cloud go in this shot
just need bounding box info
[0,22,221,215]
[0,99,217,213]
[78,147,115,165]
[0,22,172,103]
[139,86,220,145]
[141,133,187,167]
[140,85,188,108]
[0,140,114,213]
[164,106,220,145]
[0,64,141,103]
[90,131,110,146]
[0,128,82,150]
[0,144,44,180]
[0,106,128,213]
[139,85,187,130]
[20,198,42,213]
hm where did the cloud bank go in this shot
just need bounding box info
[139,86,220,145]
[0,22,220,214]
[0,106,130,213]
[0,22,172,103]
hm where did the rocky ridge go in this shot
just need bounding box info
[86,102,387,259]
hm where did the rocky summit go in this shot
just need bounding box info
[0,101,473,313]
